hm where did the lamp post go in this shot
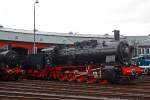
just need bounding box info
[33,0,39,54]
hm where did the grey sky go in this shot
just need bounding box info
[0,0,150,36]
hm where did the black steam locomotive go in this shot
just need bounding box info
[31,36,141,83]
[0,47,23,80]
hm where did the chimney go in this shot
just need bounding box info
[113,30,120,41]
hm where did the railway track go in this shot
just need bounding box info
[0,76,150,100]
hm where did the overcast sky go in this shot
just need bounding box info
[0,0,150,36]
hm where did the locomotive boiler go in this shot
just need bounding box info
[55,40,132,66]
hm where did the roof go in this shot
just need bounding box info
[2,27,149,46]
[126,36,150,46]
[0,27,120,38]
[0,27,126,44]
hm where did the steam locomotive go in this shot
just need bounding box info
[0,47,23,80]
[0,30,143,83]
[23,31,143,83]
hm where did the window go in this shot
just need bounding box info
[142,48,145,54]
[146,48,150,54]
[138,48,141,54]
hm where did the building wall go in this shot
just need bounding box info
[126,36,150,57]
[138,47,150,55]
[0,40,49,54]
